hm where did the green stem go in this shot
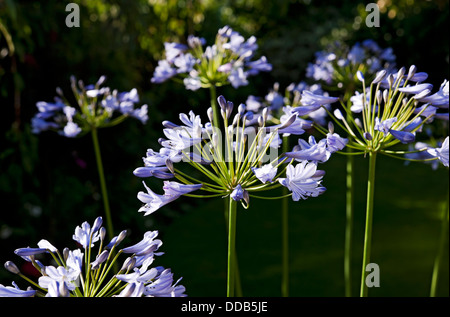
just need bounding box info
[227,197,237,297]
[360,151,377,297]
[430,186,449,297]
[91,128,114,241]
[281,136,289,297]
[345,151,354,297]
[209,85,221,130]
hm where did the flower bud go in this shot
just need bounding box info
[356,71,365,82]
[120,257,137,272]
[396,67,406,80]
[91,250,109,270]
[207,107,214,123]
[63,248,70,262]
[383,89,389,104]
[238,103,246,116]
[217,95,227,111]
[407,65,416,80]
[376,90,382,105]
[226,101,234,119]
[328,121,335,134]
[4,261,20,274]
[372,70,387,84]
[387,74,395,88]
[99,227,107,242]
[364,132,373,140]
[92,217,103,233]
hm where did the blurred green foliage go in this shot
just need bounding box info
[0,0,448,296]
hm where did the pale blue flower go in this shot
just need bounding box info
[278,161,326,201]
[38,266,80,292]
[390,129,415,144]
[229,67,249,88]
[66,249,83,272]
[0,282,36,297]
[398,83,433,95]
[300,90,339,106]
[137,181,202,215]
[285,136,330,163]
[151,60,178,83]
[31,117,59,134]
[252,164,278,183]
[173,53,198,73]
[417,80,449,108]
[14,247,48,257]
[246,56,272,75]
[164,42,188,61]
[374,117,397,136]
[62,121,82,138]
[183,76,202,91]
[90,250,109,270]
[72,218,101,248]
[116,282,146,297]
[121,230,162,256]
[230,184,245,201]
[326,132,348,153]
[133,166,174,179]
[143,268,186,297]
[427,136,449,167]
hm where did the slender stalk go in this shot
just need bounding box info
[360,151,377,297]
[281,136,289,297]
[430,188,449,297]
[345,148,354,297]
[227,197,238,297]
[91,128,114,241]
[209,85,221,130]
[223,197,243,297]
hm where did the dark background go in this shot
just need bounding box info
[0,0,448,297]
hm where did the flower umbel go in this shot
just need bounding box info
[151,26,272,90]
[31,76,148,137]
[1,217,186,297]
[134,95,329,212]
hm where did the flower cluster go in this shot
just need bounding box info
[151,26,272,90]
[0,217,186,297]
[132,94,347,215]
[306,39,396,88]
[320,65,448,165]
[31,76,148,138]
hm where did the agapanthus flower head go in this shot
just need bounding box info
[151,26,272,90]
[323,64,449,166]
[1,217,186,297]
[306,39,396,90]
[31,76,148,137]
[134,95,330,212]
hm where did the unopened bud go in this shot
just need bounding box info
[328,121,335,134]
[407,65,416,80]
[4,261,20,274]
[207,107,214,123]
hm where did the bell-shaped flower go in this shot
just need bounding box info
[427,136,449,167]
[278,161,326,201]
[389,129,415,144]
[252,164,278,184]
[0,282,36,297]
[38,266,80,292]
[285,136,330,163]
[72,219,102,248]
